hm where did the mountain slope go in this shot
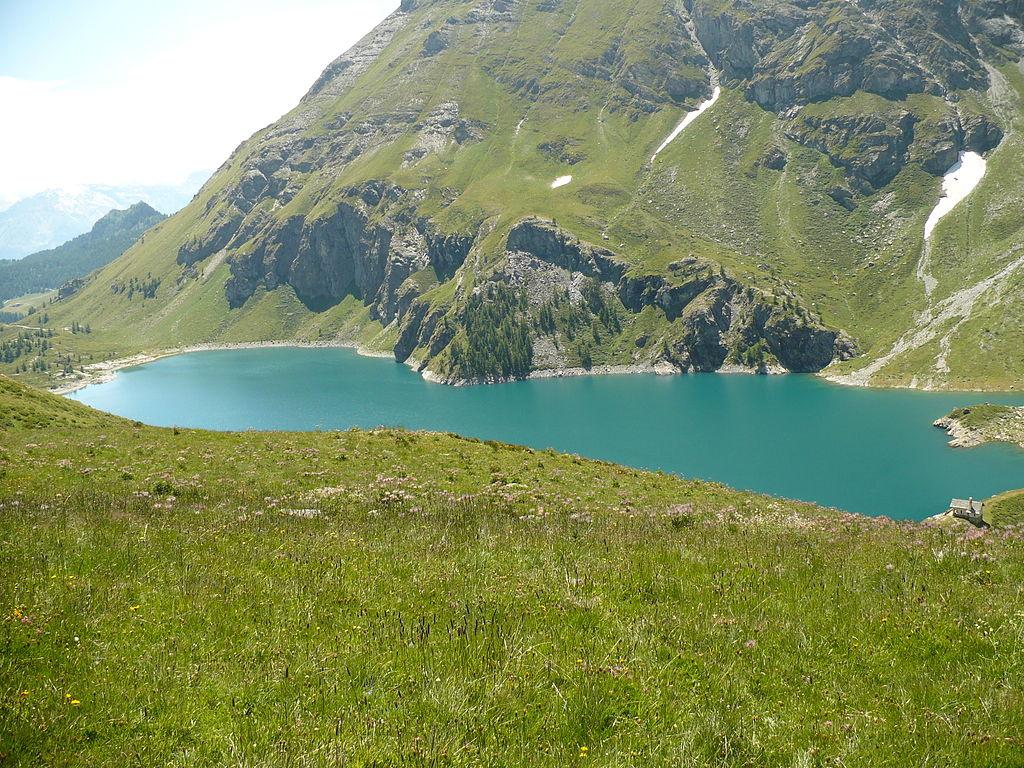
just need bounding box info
[0,203,166,304]
[16,0,1024,389]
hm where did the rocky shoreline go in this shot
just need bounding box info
[822,366,1021,393]
[933,415,988,448]
[934,405,1024,449]
[420,361,683,386]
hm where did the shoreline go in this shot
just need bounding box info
[55,344,795,395]
[418,360,786,387]
[418,362,682,386]
[527,361,787,382]
[52,341,1023,397]
[933,406,1024,450]
[822,367,1020,395]
[51,340,394,396]
[933,415,985,448]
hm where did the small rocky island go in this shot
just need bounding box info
[934,404,1024,449]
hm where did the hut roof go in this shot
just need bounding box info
[950,499,984,513]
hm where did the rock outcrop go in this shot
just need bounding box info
[786,110,917,191]
[687,0,1007,186]
[224,182,474,324]
[934,405,1024,449]
[686,0,1008,108]
[786,101,1003,193]
[502,219,855,374]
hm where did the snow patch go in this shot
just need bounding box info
[650,86,722,163]
[550,175,573,189]
[923,151,987,240]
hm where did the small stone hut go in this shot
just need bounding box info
[948,497,987,527]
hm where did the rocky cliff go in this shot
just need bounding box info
[502,219,853,374]
[396,219,854,382]
[222,183,472,322]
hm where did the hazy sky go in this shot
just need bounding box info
[0,0,395,202]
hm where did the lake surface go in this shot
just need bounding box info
[68,347,1024,520]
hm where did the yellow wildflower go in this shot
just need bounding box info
[579,746,589,758]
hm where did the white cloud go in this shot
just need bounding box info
[0,2,393,201]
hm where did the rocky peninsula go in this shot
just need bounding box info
[934,404,1024,449]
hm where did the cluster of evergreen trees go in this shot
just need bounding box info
[447,284,533,380]
[0,302,40,325]
[110,274,161,300]
[731,338,770,369]
[0,320,93,374]
[1,328,53,364]
[536,279,622,343]
[534,279,625,371]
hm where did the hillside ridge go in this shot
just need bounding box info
[0,203,166,305]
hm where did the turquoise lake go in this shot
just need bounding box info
[68,347,1024,520]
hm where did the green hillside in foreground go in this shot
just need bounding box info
[2,377,1023,765]
[3,0,1024,391]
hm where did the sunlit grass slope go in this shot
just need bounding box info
[1,377,1023,765]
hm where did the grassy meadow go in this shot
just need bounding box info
[2,377,1024,765]
[989,489,1024,527]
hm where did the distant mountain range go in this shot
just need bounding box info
[0,172,207,261]
[0,202,166,305]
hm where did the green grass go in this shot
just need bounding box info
[1,291,56,317]
[988,489,1024,526]
[2,378,1024,765]
[946,404,1015,430]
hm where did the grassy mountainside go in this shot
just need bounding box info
[1,376,1024,764]
[0,203,166,304]
[2,0,1023,390]
[988,488,1024,525]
